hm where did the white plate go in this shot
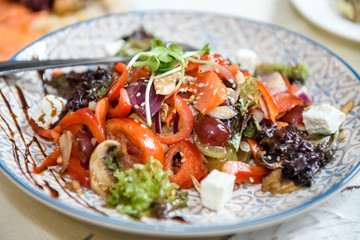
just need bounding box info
[0,11,360,237]
[291,0,360,42]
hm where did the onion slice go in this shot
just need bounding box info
[206,106,237,119]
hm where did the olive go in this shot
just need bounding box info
[194,116,230,147]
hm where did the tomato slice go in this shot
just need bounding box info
[164,139,206,189]
[106,118,164,165]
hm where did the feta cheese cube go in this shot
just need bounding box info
[31,95,67,129]
[200,170,236,211]
[233,48,258,75]
[302,103,346,135]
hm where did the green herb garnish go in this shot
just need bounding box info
[126,39,213,126]
[106,158,187,218]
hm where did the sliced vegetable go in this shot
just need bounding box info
[67,156,90,188]
[108,88,132,118]
[222,161,268,183]
[106,118,164,165]
[57,108,105,143]
[164,139,206,189]
[157,90,194,144]
[107,68,130,101]
[192,71,227,114]
[274,92,304,113]
[257,81,279,122]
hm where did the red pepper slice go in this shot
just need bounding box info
[274,92,304,113]
[106,118,164,165]
[58,108,105,143]
[107,67,130,101]
[164,139,206,189]
[222,161,268,183]
[227,64,239,76]
[67,156,90,188]
[258,81,279,122]
[157,90,194,145]
[107,88,132,118]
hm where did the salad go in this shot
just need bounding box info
[29,32,353,218]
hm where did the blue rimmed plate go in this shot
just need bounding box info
[0,11,359,237]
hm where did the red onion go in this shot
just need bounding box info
[125,80,165,118]
[294,86,312,103]
[154,111,162,134]
[261,72,288,95]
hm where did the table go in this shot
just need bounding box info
[0,0,359,239]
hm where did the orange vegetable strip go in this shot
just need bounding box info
[33,148,61,174]
[258,81,278,122]
[107,88,132,118]
[95,97,109,130]
[114,62,127,74]
[222,161,268,183]
[107,68,130,101]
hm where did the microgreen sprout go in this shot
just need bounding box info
[126,39,215,126]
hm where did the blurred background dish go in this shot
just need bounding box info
[0,0,126,60]
[291,0,360,42]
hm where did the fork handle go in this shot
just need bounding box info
[0,56,132,73]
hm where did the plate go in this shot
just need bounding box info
[291,0,360,42]
[0,11,360,237]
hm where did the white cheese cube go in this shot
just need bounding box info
[302,103,346,135]
[31,95,67,129]
[233,48,258,75]
[200,170,236,211]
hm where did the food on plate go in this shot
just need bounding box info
[29,34,354,216]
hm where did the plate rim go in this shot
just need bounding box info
[2,10,360,237]
[291,0,360,43]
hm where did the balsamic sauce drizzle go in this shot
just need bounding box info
[0,80,107,216]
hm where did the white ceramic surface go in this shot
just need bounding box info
[291,0,360,42]
[0,11,359,237]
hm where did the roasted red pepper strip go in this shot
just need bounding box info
[106,118,164,165]
[222,161,268,183]
[58,108,105,143]
[67,156,90,188]
[274,92,304,113]
[33,148,61,174]
[95,97,109,130]
[107,67,130,101]
[164,139,205,189]
[227,64,239,76]
[30,119,60,139]
[157,89,194,145]
[258,81,279,122]
[107,88,132,118]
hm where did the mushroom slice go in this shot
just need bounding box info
[89,140,121,198]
